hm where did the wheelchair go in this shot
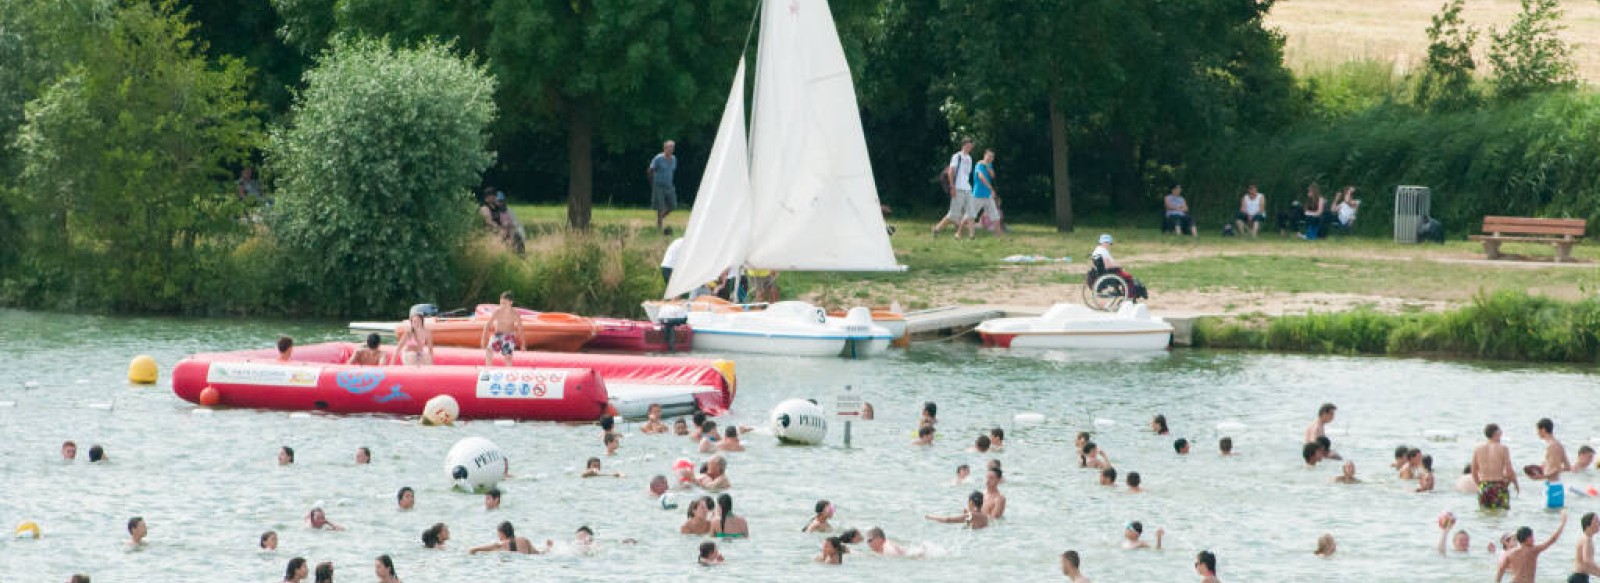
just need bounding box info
[1082,255,1149,312]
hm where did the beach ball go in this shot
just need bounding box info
[128,355,158,384]
[422,395,459,426]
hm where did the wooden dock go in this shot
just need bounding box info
[904,304,1204,346]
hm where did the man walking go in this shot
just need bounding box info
[931,138,974,238]
[648,140,678,234]
[963,149,998,239]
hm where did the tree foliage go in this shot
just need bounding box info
[8,0,261,310]
[1416,0,1480,112]
[267,37,496,315]
[1489,0,1576,101]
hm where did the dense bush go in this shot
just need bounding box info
[456,228,664,319]
[268,37,495,316]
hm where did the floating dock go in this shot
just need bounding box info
[905,304,1201,347]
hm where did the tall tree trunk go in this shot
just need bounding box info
[565,100,594,231]
[1110,131,1140,211]
[1049,96,1074,232]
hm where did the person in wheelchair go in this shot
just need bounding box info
[1088,234,1149,302]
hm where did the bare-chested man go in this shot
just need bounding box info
[697,455,730,490]
[1575,446,1596,475]
[1526,418,1570,483]
[639,404,669,434]
[1473,423,1521,510]
[983,467,1007,519]
[925,491,989,530]
[1570,512,1600,583]
[1061,549,1091,582]
[1305,403,1336,444]
[867,527,908,557]
[1495,510,1566,583]
[481,291,524,366]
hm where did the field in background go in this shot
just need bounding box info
[1266,0,1600,80]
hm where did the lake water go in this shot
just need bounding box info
[1,307,1595,582]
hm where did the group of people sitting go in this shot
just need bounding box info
[1160,183,1360,240]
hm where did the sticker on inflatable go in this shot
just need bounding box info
[476,368,567,400]
[207,362,321,387]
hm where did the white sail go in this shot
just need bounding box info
[744,0,898,271]
[664,59,753,299]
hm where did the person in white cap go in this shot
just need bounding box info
[1089,234,1149,301]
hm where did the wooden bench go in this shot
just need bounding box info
[1468,216,1587,262]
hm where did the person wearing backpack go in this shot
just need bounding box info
[931,138,975,238]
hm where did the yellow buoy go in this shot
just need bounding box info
[128,355,159,384]
[14,520,40,539]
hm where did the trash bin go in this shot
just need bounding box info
[1393,186,1431,244]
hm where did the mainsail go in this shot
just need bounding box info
[663,0,897,300]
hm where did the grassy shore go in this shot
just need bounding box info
[510,204,1597,315]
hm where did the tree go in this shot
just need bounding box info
[1489,0,1576,101]
[1416,0,1480,112]
[273,0,750,230]
[267,37,495,315]
[9,0,261,310]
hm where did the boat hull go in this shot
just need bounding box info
[470,305,690,353]
[975,303,1173,351]
[398,313,597,352]
[978,327,1172,350]
[684,302,893,358]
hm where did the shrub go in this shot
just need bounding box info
[268,36,495,316]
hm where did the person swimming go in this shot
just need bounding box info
[712,493,749,538]
[306,508,344,531]
[374,555,400,583]
[1127,472,1145,494]
[260,530,278,550]
[698,421,720,453]
[276,336,295,362]
[421,523,450,549]
[698,541,724,565]
[1121,521,1163,550]
[718,426,745,452]
[1081,442,1110,469]
[127,516,147,547]
[313,561,333,583]
[815,536,847,564]
[1219,437,1234,456]
[697,455,731,490]
[868,527,909,557]
[1061,549,1090,582]
[397,486,415,510]
[990,427,1005,451]
[1174,438,1191,455]
[1315,533,1337,557]
[926,491,989,529]
[283,557,309,583]
[582,457,623,478]
[953,464,971,484]
[1333,461,1361,484]
[983,467,1007,518]
[469,521,548,554]
[640,403,669,434]
[673,417,690,436]
[278,446,294,466]
[88,444,107,463]
[681,497,714,535]
[1152,414,1170,435]
[355,446,371,465]
[1099,467,1118,487]
[972,435,992,453]
[485,488,501,510]
[803,500,834,532]
[1196,550,1220,582]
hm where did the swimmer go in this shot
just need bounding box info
[838,528,863,544]
[815,536,847,564]
[481,291,524,367]
[988,458,1003,472]
[1473,423,1521,510]
[1315,533,1337,557]
[803,500,835,532]
[972,435,992,453]
[604,433,621,456]
[1417,455,1436,492]
[71,576,90,583]
[698,541,724,565]
[306,508,344,531]
[346,333,387,365]
[1457,464,1478,494]
[1302,442,1324,468]
[1075,431,1091,451]
[374,555,399,583]
[485,488,501,510]
[1400,448,1423,480]
[1174,438,1190,455]
[397,486,415,510]
[1527,417,1570,482]
[712,493,749,538]
[647,476,675,505]
[1576,446,1596,475]
[1080,442,1110,469]
[62,440,76,461]
[697,421,720,453]
[421,523,450,549]
[127,516,147,547]
[1196,550,1220,582]
[1061,549,1091,582]
[953,464,971,484]
[1393,445,1412,469]
[1099,467,1118,487]
[1317,435,1343,461]
[278,445,294,466]
[469,521,549,554]
[1496,510,1567,583]
[1219,437,1233,456]
[1305,403,1335,444]
[1127,472,1144,494]
[1152,414,1170,435]
[913,425,936,446]
[261,530,278,550]
[395,305,435,365]
[277,336,294,362]
[697,455,730,490]
[983,467,1007,519]
[582,457,624,478]
[861,402,875,420]
[313,562,332,583]
[925,491,989,529]
[681,497,714,535]
[640,404,669,434]
[868,527,908,557]
[689,412,708,441]
[1121,521,1163,550]
[355,446,371,465]
[600,416,616,440]
[87,444,107,462]
[1333,461,1360,484]
[921,401,938,428]
[673,418,689,436]
[1436,514,1471,555]
[1571,511,1600,582]
[284,557,309,583]
[990,427,1005,451]
[719,427,745,452]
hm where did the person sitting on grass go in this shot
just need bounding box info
[1163,185,1198,237]
[1331,186,1360,233]
[1300,184,1327,240]
[1235,183,1266,238]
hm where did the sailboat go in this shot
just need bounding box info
[650,0,900,358]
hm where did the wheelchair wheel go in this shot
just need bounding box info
[1083,274,1128,312]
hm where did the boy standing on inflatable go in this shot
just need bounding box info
[481,292,524,367]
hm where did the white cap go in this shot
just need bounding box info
[1098,234,1113,245]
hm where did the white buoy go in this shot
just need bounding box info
[1014,412,1046,425]
[1424,430,1457,442]
[1093,418,1116,428]
[422,395,460,426]
[23,381,40,389]
[191,408,213,416]
[0,401,15,408]
[769,399,828,445]
[1216,421,1247,433]
[289,412,312,419]
[492,419,515,427]
[444,437,506,493]
[86,403,113,410]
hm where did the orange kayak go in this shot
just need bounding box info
[397,312,598,352]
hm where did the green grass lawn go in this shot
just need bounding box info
[509,204,1599,310]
